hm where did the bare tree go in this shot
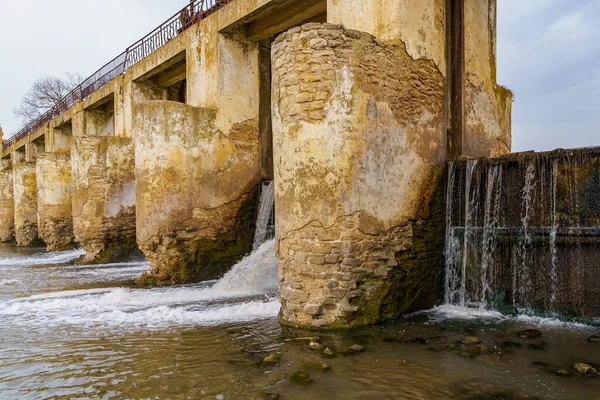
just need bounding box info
[13,73,83,125]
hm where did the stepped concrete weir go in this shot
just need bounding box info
[2,0,514,328]
[445,148,600,318]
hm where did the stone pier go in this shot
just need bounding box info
[133,33,261,284]
[72,136,137,263]
[36,152,74,251]
[13,163,39,246]
[0,169,14,242]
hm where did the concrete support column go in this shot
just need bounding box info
[272,24,447,328]
[71,136,137,263]
[36,152,74,251]
[0,169,14,242]
[133,102,260,284]
[13,163,39,246]
[132,33,261,284]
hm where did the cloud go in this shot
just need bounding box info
[497,0,600,151]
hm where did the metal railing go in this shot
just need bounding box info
[3,0,232,149]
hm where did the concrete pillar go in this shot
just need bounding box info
[0,169,14,242]
[272,22,449,328]
[463,0,512,157]
[71,135,137,263]
[132,33,261,284]
[13,163,39,246]
[36,152,74,251]
[133,102,259,284]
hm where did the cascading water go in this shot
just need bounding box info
[0,181,281,329]
[443,149,600,319]
[253,181,275,251]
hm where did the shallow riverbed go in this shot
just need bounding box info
[0,242,599,400]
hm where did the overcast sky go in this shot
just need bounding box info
[0,0,598,152]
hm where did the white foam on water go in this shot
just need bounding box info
[0,279,20,286]
[427,304,505,322]
[0,248,85,267]
[0,240,279,330]
[421,304,595,330]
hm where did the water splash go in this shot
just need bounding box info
[0,248,85,267]
[0,240,279,330]
[253,181,275,251]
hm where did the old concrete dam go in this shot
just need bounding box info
[1,0,600,398]
[1,0,599,326]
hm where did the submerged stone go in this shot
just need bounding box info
[461,336,481,345]
[342,344,365,354]
[262,353,281,364]
[516,329,542,339]
[322,348,334,356]
[289,371,313,386]
[533,361,570,377]
[528,342,547,351]
[405,337,428,344]
[502,341,522,348]
[309,341,324,351]
[588,335,600,343]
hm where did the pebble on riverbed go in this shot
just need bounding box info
[289,371,313,386]
[341,344,365,354]
[309,341,324,351]
[517,329,542,339]
[573,363,598,375]
[262,353,282,364]
[461,336,481,345]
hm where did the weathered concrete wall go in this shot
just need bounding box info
[0,170,14,242]
[72,136,137,263]
[272,23,446,328]
[133,32,261,284]
[36,152,74,251]
[13,163,39,246]
[327,0,446,72]
[134,102,259,284]
[464,0,512,157]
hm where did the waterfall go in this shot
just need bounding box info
[443,148,600,319]
[516,163,536,308]
[253,181,275,251]
[459,160,479,306]
[444,162,459,304]
[480,163,502,306]
[549,159,558,309]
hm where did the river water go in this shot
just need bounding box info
[1,242,600,399]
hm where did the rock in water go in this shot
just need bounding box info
[309,341,324,351]
[461,336,481,345]
[262,353,281,364]
[342,344,365,354]
[323,348,334,356]
[289,371,313,386]
[517,329,542,339]
[587,335,600,343]
[573,363,598,375]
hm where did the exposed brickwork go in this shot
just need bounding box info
[272,24,446,328]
